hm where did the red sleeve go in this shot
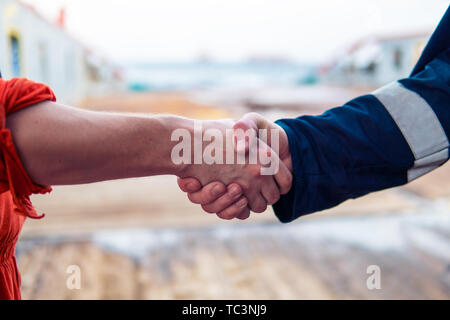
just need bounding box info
[0,78,56,219]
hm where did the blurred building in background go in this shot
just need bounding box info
[0,0,124,104]
[322,31,430,87]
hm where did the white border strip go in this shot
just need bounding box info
[373,81,449,181]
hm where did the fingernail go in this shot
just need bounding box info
[236,198,247,208]
[211,184,224,196]
[228,186,241,198]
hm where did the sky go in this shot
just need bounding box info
[21,0,449,64]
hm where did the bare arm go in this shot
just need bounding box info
[6,101,189,186]
[6,102,291,218]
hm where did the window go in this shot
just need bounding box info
[38,42,49,83]
[65,49,75,85]
[393,48,403,70]
[9,32,21,77]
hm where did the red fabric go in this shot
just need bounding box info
[0,78,55,300]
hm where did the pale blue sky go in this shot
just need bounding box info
[22,0,449,63]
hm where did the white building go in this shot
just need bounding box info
[0,0,122,104]
[323,31,430,88]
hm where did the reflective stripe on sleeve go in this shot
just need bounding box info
[372,81,449,181]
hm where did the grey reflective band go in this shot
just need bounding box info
[373,81,449,181]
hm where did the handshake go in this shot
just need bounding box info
[173,113,293,220]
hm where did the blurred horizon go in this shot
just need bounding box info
[20,0,449,64]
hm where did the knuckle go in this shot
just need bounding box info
[249,165,261,177]
[269,192,280,205]
[201,204,216,214]
[252,202,267,213]
[237,215,248,220]
[237,210,251,220]
[217,211,235,220]
[226,186,242,201]
[282,175,293,194]
[224,194,238,205]
[286,172,293,185]
[187,193,200,204]
[239,180,251,192]
[247,112,259,120]
[201,192,216,204]
[217,199,234,212]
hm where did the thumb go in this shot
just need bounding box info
[232,114,259,153]
[234,113,290,163]
[177,177,202,193]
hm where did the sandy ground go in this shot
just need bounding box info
[78,92,231,120]
[15,89,450,300]
[17,207,450,299]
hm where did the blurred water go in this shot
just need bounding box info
[91,201,450,261]
[125,62,317,91]
[16,198,450,299]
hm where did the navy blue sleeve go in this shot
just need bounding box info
[273,96,414,222]
[273,48,450,223]
[400,49,450,137]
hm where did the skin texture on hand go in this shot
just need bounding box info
[177,118,292,219]
[178,113,293,220]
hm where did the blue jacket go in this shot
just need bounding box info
[273,6,450,223]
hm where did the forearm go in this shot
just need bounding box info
[273,95,414,222]
[6,101,192,186]
[274,49,450,222]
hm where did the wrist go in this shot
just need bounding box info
[157,115,196,177]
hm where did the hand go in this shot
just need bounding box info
[178,117,291,219]
[178,113,293,220]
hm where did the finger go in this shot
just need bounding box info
[233,113,260,131]
[238,113,291,165]
[233,116,259,153]
[235,113,266,133]
[177,177,202,193]
[257,138,292,195]
[201,183,243,213]
[187,182,227,205]
[273,161,293,195]
[216,197,248,220]
[236,208,251,220]
[260,177,281,205]
[247,192,268,213]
